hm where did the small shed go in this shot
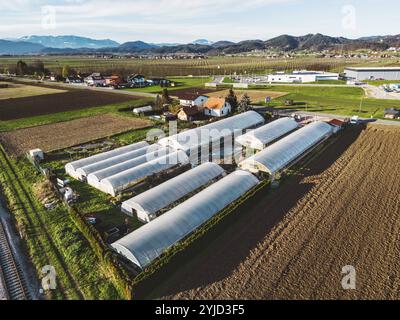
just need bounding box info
[133,105,153,115]
[177,106,202,121]
[29,149,44,160]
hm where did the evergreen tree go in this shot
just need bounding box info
[16,60,28,76]
[154,94,163,111]
[161,88,172,104]
[226,88,238,113]
[238,93,251,112]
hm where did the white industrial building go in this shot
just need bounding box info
[65,141,149,180]
[236,117,299,151]
[239,121,333,176]
[121,162,225,222]
[112,170,260,269]
[266,70,339,83]
[344,67,400,81]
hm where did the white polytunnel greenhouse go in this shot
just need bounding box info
[76,144,162,179]
[111,170,260,269]
[236,117,299,150]
[86,147,171,189]
[158,111,265,153]
[65,141,149,180]
[98,150,190,196]
[239,121,333,176]
[121,162,226,223]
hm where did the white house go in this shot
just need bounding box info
[204,98,231,118]
[178,94,209,108]
[84,73,106,87]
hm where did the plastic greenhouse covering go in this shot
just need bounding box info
[158,111,264,152]
[87,147,171,188]
[65,141,148,179]
[76,144,161,178]
[111,170,260,268]
[236,117,299,150]
[99,150,190,196]
[121,162,225,220]
[239,121,333,175]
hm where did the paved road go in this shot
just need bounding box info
[363,84,400,100]
[279,110,400,127]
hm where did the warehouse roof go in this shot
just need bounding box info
[345,67,400,71]
[239,121,333,175]
[236,117,299,150]
[121,162,225,217]
[112,170,259,268]
[158,111,264,152]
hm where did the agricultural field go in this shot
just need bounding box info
[1,56,399,77]
[265,85,400,119]
[207,89,288,102]
[135,124,400,300]
[0,83,138,121]
[0,114,152,157]
[0,82,66,100]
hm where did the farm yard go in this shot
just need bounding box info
[0,114,152,157]
[206,89,288,102]
[133,124,400,300]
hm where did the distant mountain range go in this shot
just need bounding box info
[1,33,400,55]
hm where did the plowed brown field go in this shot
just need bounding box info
[136,124,400,300]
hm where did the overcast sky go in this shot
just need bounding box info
[0,0,399,43]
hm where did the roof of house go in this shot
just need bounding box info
[204,97,227,110]
[178,93,208,101]
[328,119,345,127]
[179,106,202,116]
[128,74,145,79]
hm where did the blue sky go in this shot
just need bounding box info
[0,0,399,43]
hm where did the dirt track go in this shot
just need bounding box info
[136,124,400,300]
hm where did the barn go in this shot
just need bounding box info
[344,67,400,81]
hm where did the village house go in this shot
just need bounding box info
[127,74,146,87]
[204,97,232,118]
[178,93,209,108]
[105,75,124,87]
[84,73,106,87]
[177,106,203,121]
[384,108,400,119]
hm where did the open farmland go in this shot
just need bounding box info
[134,124,400,300]
[0,84,138,121]
[0,82,66,100]
[0,114,152,157]
[1,56,399,77]
[207,89,288,102]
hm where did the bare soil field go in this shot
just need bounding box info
[207,89,288,102]
[0,82,66,100]
[0,87,137,121]
[0,114,152,156]
[135,124,400,300]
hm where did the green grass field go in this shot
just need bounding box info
[256,86,400,119]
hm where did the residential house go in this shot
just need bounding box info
[105,75,124,87]
[384,108,400,119]
[84,73,106,87]
[178,93,209,108]
[328,119,345,133]
[127,74,146,87]
[177,106,203,121]
[204,98,232,118]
